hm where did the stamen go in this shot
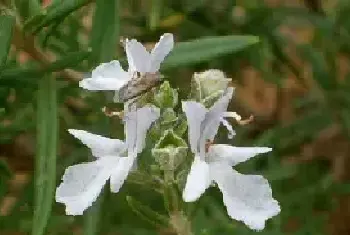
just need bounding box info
[102,107,124,118]
[223,112,242,121]
[223,112,254,125]
[237,115,254,125]
[220,118,236,139]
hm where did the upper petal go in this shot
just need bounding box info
[210,163,280,230]
[182,101,207,153]
[55,157,118,215]
[124,105,160,153]
[125,39,151,73]
[208,144,272,166]
[201,87,234,143]
[110,154,136,193]
[149,33,174,73]
[68,129,126,158]
[80,60,130,90]
[183,156,212,202]
[91,60,128,79]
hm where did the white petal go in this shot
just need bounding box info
[124,105,160,153]
[110,154,136,193]
[136,106,160,152]
[208,144,272,166]
[183,156,212,202]
[68,129,126,158]
[149,33,174,73]
[79,77,129,91]
[201,87,234,143]
[124,105,137,154]
[80,60,130,90]
[91,60,129,80]
[182,101,207,153]
[220,118,236,139]
[125,39,151,73]
[211,164,280,230]
[55,157,118,215]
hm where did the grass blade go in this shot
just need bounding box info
[0,15,15,68]
[89,0,120,64]
[32,76,58,235]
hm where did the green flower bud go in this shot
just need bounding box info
[201,89,225,108]
[192,69,231,101]
[149,109,180,141]
[174,115,188,137]
[161,108,178,125]
[152,129,187,171]
[154,81,178,109]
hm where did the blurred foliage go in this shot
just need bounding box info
[1,0,350,235]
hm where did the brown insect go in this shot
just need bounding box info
[114,72,163,103]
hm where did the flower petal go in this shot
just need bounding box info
[208,144,272,166]
[68,129,126,158]
[125,39,151,73]
[80,60,130,90]
[220,118,236,139]
[201,87,234,144]
[124,105,160,153]
[91,60,129,79]
[182,101,207,153]
[79,77,128,91]
[149,33,174,73]
[110,154,136,193]
[183,156,211,202]
[55,157,118,215]
[210,163,280,230]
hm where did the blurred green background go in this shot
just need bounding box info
[1,0,350,234]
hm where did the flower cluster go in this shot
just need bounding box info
[56,33,280,231]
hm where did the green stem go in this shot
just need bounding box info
[162,169,193,235]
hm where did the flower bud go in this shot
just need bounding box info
[161,108,178,125]
[154,81,178,109]
[152,129,187,171]
[192,69,231,103]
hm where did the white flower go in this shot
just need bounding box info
[125,33,174,74]
[79,60,132,91]
[183,87,237,156]
[55,105,160,215]
[79,33,174,91]
[182,88,280,230]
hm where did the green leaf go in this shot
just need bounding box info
[32,76,58,235]
[162,35,259,69]
[45,50,91,73]
[23,12,47,32]
[0,15,15,68]
[149,0,162,30]
[13,0,41,20]
[24,0,92,34]
[89,0,120,64]
[0,50,90,84]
